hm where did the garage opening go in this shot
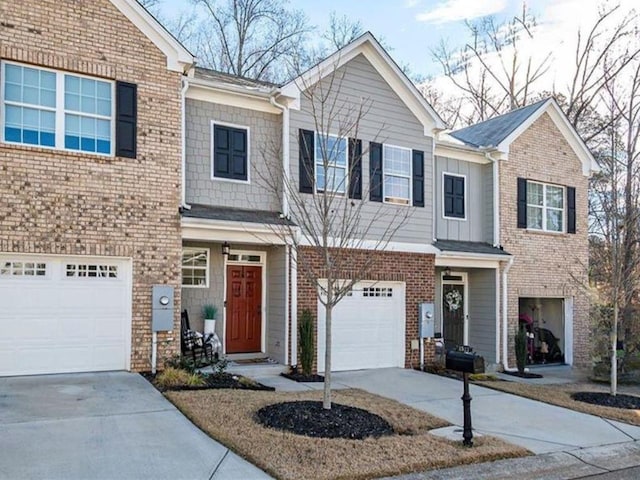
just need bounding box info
[518,297,565,365]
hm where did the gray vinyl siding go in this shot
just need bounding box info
[185,98,282,211]
[435,156,493,243]
[289,53,434,244]
[467,268,497,363]
[267,246,287,363]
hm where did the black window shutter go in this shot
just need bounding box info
[443,174,465,218]
[213,125,247,181]
[348,138,362,199]
[369,142,383,202]
[115,81,137,158]
[412,150,425,207]
[567,186,576,234]
[299,129,314,193]
[231,128,247,179]
[517,177,527,228]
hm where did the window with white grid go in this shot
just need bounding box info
[383,144,411,205]
[363,287,393,297]
[182,248,209,287]
[65,264,118,279]
[0,261,47,277]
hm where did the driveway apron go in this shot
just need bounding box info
[332,368,640,454]
[0,371,270,480]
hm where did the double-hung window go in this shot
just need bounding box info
[182,248,209,288]
[527,181,564,232]
[315,133,347,193]
[2,61,113,155]
[382,145,411,205]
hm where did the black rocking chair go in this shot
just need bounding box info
[180,310,213,366]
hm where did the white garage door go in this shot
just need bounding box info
[317,281,405,372]
[0,255,131,376]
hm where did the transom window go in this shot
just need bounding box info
[363,287,393,297]
[315,133,347,193]
[2,61,113,155]
[182,248,209,287]
[66,264,118,279]
[227,253,262,263]
[527,181,564,232]
[383,145,411,205]
[0,261,46,277]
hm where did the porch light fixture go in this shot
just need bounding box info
[444,266,452,277]
[221,242,231,256]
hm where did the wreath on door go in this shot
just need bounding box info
[445,290,463,311]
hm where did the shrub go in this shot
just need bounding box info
[299,309,314,376]
[156,367,205,389]
[165,354,198,373]
[515,327,528,374]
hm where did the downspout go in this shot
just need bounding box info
[269,94,290,218]
[484,150,500,246]
[181,77,191,210]
[432,133,438,242]
[502,256,517,371]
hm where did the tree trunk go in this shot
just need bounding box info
[323,304,332,409]
[611,301,618,396]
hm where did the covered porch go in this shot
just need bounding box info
[181,205,294,364]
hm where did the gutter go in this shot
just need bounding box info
[181,77,191,210]
[502,256,517,372]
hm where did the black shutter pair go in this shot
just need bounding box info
[516,178,576,233]
[213,125,248,181]
[298,129,361,198]
[369,143,424,207]
[115,81,137,158]
[443,174,465,218]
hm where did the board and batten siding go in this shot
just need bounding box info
[185,98,282,211]
[289,53,434,244]
[435,156,493,243]
[266,246,287,364]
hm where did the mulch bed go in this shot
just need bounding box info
[255,400,394,439]
[142,372,275,392]
[571,391,640,409]
[503,371,544,379]
[281,372,325,383]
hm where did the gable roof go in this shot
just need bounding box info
[109,0,194,73]
[449,97,599,176]
[281,32,445,134]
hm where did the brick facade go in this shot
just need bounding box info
[500,112,590,367]
[295,246,436,370]
[0,0,185,371]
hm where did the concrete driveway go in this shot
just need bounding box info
[331,368,640,454]
[0,372,271,480]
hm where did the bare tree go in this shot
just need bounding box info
[258,65,412,409]
[189,0,311,82]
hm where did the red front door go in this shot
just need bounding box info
[226,265,262,353]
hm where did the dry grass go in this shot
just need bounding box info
[166,388,529,480]
[480,380,640,426]
[155,367,205,389]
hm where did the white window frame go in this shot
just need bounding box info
[1,60,115,156]
[0,260,48,278]
[382,144,412,206]
[314,132,348,195]
[442,171,467,221]
[210,120,251,184]
[182,247,210,288]
[526,180,565,233]
[64,263,119,280]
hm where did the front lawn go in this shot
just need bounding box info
[166,388,529,480]
[478,380,640,426]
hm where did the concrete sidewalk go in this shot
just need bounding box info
[0,372,271,480]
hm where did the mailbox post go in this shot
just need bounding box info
[445,347,485,447]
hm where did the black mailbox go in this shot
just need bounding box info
[446,349,485,374]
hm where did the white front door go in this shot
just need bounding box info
[0,255,132,376]
[317,281,405,372]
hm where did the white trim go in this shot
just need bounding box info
[526,180,566,233]
[284,244,290,364]
[2,61,115,157]
[281,32,445,133]
[210,120,251,184]
[181,217,292,246]
[223,249,267,355]
[495,98,598,176]
[181,247,210,288]
[564,297,574,365]
[442,171,467,221]
[314,132,348,195]
[382,143,412,206]
[434,143,490,164]
[434,256,501,269]
[441,271,469,346]
[109,0,194,73]
[495,264,501,364]
[185,83,283,114]
[290,247,298,366]
[297,235,440,254]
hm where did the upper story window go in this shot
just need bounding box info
[527,181,564,232]
[212,122,249,182]
[443,173,465,219]
[2,62,113,155]
[182,248,209,288]
[315,133,347,193]
[383,145,411,205]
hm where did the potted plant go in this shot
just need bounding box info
[202,304,218,335]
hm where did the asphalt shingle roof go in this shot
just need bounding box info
[449,99,549,148]
[182,204,296,226]
[434,239,510,256]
